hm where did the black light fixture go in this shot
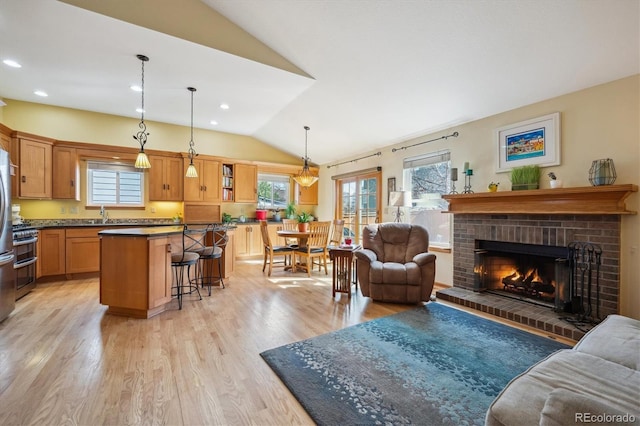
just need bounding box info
[133,54,151,169]
[293,125,318,187]
[185,87,198,178]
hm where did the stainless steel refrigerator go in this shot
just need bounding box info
[0,149,15,321]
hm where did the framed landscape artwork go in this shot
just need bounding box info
[387,177,396,205]
[495,112,561,172]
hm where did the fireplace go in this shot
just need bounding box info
[474,240,568,308]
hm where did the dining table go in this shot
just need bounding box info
[276,229,311,272]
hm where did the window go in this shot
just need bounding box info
[257,173,290,209]
[333,168,382,243]
[403,151,452,248]
[87,161,144,206]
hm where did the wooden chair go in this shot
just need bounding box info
[295,221,331,277]
[260,221,295,276]
[280,218,299,246]
[314,219,344,271]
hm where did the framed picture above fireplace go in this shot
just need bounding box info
[495,112,560,172]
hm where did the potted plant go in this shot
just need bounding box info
[547,172,563,189]
[222,212,232,224]
[510,165,541,190]
[297,211,312,232]
[285,202,297,219]
[488,182,499,192]
[172,212,182,223]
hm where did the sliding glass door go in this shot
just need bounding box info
[335,171,381,243]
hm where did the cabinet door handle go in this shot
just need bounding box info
[70,180,74,187]
[204,186,207,191]
[167,244,172,253]
[21,176,26,183]
[167,184,170,190]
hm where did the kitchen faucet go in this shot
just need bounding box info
[100,205,109,224]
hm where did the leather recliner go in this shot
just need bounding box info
[355,223,436,303]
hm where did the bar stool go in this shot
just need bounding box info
[193,225,229,296]
[172,225,202,309]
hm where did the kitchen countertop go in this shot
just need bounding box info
[98,226,185,237]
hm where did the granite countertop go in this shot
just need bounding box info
[98,225,185,237]
[22,220,237,230]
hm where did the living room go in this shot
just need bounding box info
[0,1,638,424]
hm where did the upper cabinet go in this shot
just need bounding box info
[183,158,221,203]
[234,163,257,203]
[222,162,257,203]
[295,181,318,205]
[52,146,80,200]
[11,133,53,199]
[149,155,183,201]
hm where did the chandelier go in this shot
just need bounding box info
[293,125,318,187]
[133,54,151,169]
[185,87,198,178]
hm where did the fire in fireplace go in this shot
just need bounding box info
[474,240,568,308]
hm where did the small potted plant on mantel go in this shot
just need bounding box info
[297,211,312,232]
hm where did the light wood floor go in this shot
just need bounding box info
[0,260,419,425]
[0,260,572,425]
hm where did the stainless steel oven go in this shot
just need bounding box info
[13,226,37,300]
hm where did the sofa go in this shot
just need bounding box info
[486,314,640,426]
[354,222,436,303]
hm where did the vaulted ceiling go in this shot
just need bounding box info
[0,0,638,165]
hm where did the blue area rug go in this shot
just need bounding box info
[260,302,569,425]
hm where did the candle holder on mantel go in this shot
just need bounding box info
[449,167,458,194]
[463,169,474,193]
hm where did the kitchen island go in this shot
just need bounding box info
[99,226,183,318]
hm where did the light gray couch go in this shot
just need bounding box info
[486,314,640,426]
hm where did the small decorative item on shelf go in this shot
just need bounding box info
[449,167,458,194]
[589,158,617,186]
[463,167,474,194]
[510,165,540,190]
[488,182,499,192]
[297,212,312,232]
[548,172,563,188]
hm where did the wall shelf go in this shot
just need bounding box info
[442,184,638,215]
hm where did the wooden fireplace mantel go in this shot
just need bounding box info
[442,184,638,215]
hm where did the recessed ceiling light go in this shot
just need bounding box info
[136,108,145,113]
[34,90,48,97]
[130,85,142,92]
[220,103,229,110]
[210,120,218,126]
[3,59,21,68]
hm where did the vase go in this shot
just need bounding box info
[549,180,563,189]
[511,183,539,191]
[298,222,309,232]
[273,212,281,222]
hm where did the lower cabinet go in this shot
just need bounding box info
[66,228,101,274]
[40,229,66,276]
[235,224,263,258]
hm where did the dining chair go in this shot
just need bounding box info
[281,218,299,246]
[313,219,344,271]
[295,221,331,277]
[260,221,295,276]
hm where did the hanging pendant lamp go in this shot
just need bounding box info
[293,126,318,187]
[185,87,198,178]
[133,54,151,169]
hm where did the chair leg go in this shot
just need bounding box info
[268,251,273,276]
[262,250,267,272]
[217,257,225,289]
[173,265,183,310]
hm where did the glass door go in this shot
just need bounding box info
[337,171,381,243]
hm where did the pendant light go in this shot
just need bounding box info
[293,125,318,187]
[133,54,151,169]
[185,87,198,178]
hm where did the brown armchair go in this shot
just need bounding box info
[355,223,436,303]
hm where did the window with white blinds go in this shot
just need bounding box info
[87,161,144,206]
[403,150,452,248]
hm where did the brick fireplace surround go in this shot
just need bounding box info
[436,185,637,341]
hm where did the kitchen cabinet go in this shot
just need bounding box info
[149,155,183,201]
[235,224,263,258]
[65,228,101,274]
[183,158,221,203]
[222,163,234,202]
[234,164,258,203]
[295,181,318,205]
[11,134,53,199]
[100,231,173,318]
[39,229,65,276]
[52,146,80,200]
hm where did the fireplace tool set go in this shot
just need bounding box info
[561,242,602,326]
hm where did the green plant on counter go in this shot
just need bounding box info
[172,212,182,222]
[510,165,541,190]
[222,212,232,223]
[285,202,296,219]
[297,211,312,223]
